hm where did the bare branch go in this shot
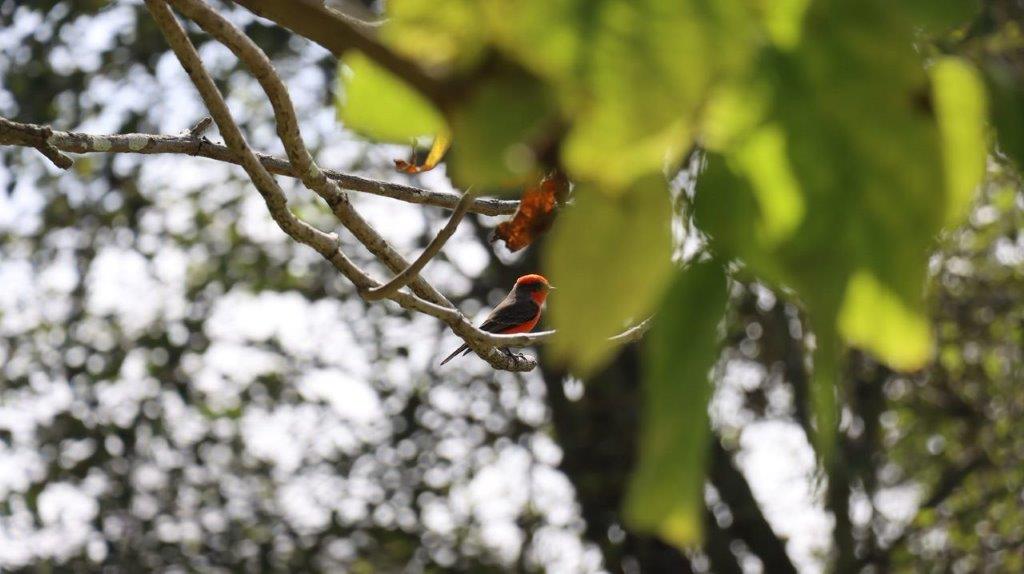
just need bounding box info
[365,189,477,301]
[0,107,527,366]
[145,0,329,248]
[323,0,384,30]
[0,117,74,169]
[167,0,557,371]
[169,0,457,310]
[0,120,516,216]
[147,0,540,372]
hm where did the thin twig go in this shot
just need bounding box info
[471,318,653,349]
[365,189,477,301]
[187,116,213,137]
[480,322,650,355]
[0,119,517,216]
[609,317,654,344]
[323,0,384,31]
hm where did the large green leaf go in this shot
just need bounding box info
[729,124,805,245]
[838,270,932,371]
[335,53,445,143]
[624,260,727,547]
[561,0,756,189]
[545,177,675,374]
[693,0,987,451]
[381,0,487,70]
[758,0,812,49]
[481,0,585,81]
[900,0,980,33]
[446,70,558,190]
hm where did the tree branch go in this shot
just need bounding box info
[169,0,460,311]
[710,439,798,574]
[0,117,74,169]
[364,189,476,301]
[146,0,537,372]
[145,0,323,248]
[704,505,745,574]
[229,0,448,105]
[0,118,517,216]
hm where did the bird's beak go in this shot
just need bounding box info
[548,285,557,291]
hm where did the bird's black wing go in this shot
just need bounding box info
[479,297,540,333]
[439,296,539,365]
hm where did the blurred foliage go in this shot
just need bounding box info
[625,261,727,548]
[544,176,674,375]
[334,0,1008,548]
[881,159,1024,571]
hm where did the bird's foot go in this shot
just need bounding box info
[502,348,528,363]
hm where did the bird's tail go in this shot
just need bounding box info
[439,343,471,365]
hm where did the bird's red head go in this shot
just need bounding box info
[514,274,554,304]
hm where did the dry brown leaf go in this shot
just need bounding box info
[394,131,452,174]
[492,170,570,252]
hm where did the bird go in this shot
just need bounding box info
[440,274,554,365]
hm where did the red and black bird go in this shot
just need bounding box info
[440,274,554,365]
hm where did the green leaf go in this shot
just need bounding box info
[624,260,727,548]
[698,0,955,369]
[562,0,756,188]
[336,53,445,143]
[900,0,979,32]
[381,0,487,70]
[931,57,988,226]
[757,0,812,49]
[545,177,675,374]
[690,1,988,456]
[986,61,1024,170]
[447,70,557,190]
[838,270,933,371]
[481,0,584,81]
[731,124,806,245]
